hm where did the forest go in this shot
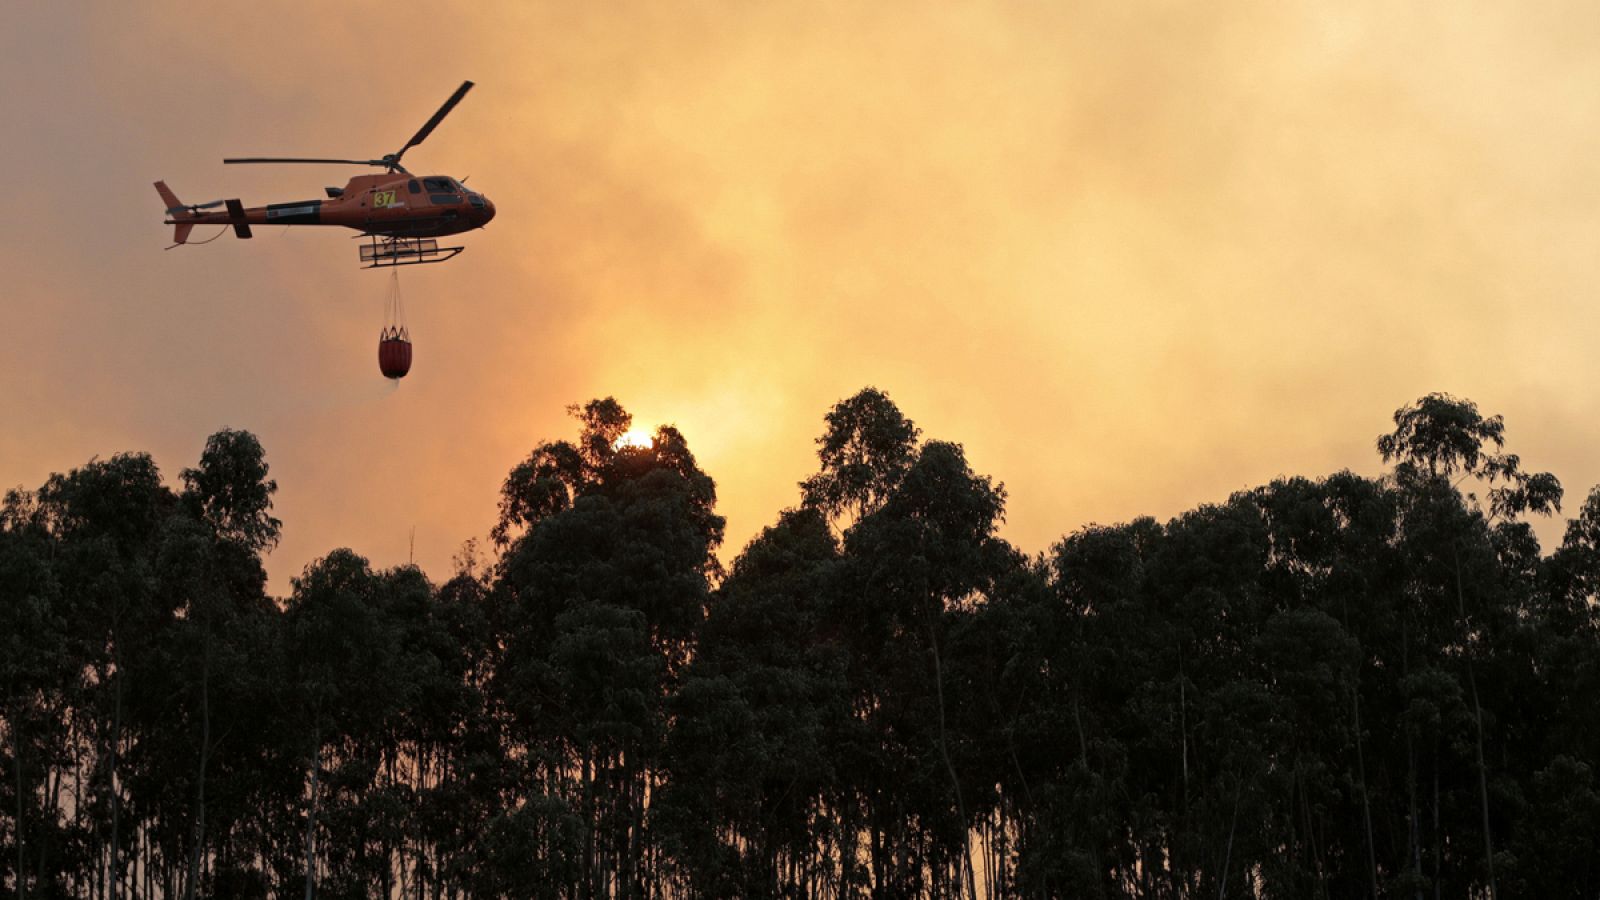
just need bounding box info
[2,388,1598,899]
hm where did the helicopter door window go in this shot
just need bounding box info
[408,180,421,194]
[423,178,455,193]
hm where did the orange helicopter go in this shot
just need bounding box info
[156,81,493,267]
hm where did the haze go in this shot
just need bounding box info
[4,2,1600,591]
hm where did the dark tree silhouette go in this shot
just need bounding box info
[3,392,1598,899]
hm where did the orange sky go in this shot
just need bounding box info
[4,2,1600,592]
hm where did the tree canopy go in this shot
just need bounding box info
[3,390,1598,898]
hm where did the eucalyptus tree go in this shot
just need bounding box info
[491,398,724,897]
[800,386,921,528]
[937,555,1056,898]
[1494,486,1600,899]
[657,506,848,898]
[283,549,410,900]
[0,432,286,899]
[0,488,74,899]
[792,388,1019,898]
[850,440,1015,897]
[312,564,444,899]
[35,453,178,900]
[1027,472,1409,899]
[1377,393,1560,899]
[138,513,235,898]
[1538,487,1600,763]
[408,568,509,897]
[168,429,281,897]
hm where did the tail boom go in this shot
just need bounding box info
[156,180,260,242]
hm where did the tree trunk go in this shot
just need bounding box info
[1353,688,1380,900]
[14,723,25,900]
[187,652,212,900]
[1179,650,1189,813]
[1451,547,1497,900]
[870,800,884,894]
[928,620,975,900]
[583,750,595,900]
[1465,663,1497,900]
[304,729,322,900]
[1403,619,1424,900]
[109,664,123,900]
[1432,743,1440,900]
[1298,765,1328,899]
[1216,774,1243,900]
[1342,594,1381,900]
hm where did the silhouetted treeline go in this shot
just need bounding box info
[3,390,1598,899]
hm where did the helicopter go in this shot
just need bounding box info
[155,81,493,267]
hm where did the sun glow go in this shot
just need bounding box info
[616,428,654,450]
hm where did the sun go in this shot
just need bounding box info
[615,428,654,450]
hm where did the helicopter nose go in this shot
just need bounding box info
[467,192,495,226]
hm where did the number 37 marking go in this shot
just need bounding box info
[372,189,399,208]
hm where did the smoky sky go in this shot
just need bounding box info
[4,1,1600,590]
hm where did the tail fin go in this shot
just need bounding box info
[155,181,194,245]
[155,180,183,213]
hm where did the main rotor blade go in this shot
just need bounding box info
[395,81,474,160]
[224,157,381,166]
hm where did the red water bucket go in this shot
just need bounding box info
[379,327,412,379]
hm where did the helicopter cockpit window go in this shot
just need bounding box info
[422,178,455,193]
[408,180,421,194]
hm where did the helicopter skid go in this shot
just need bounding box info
[360,236,464,268]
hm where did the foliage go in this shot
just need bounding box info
[3,391,1598,898]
